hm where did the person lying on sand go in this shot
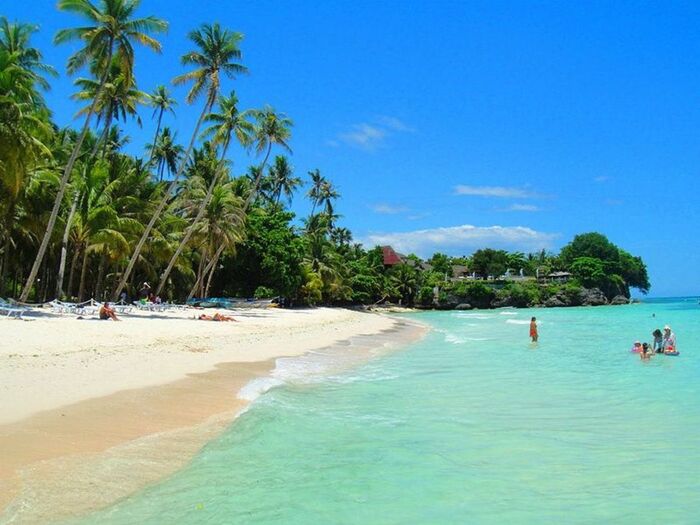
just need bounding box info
[99,302,120,321]
[198,313,237,322]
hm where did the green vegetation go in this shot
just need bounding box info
[0,4,650,308]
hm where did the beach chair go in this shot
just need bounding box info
[0,299,27,319]
[113,299,133,313]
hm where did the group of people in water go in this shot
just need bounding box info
[632,325,678,359]
[529,316,678,361]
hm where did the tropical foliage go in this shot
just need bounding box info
[0,5,650,309]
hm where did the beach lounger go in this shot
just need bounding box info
[0,299,27,319]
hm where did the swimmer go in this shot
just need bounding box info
[640,342,651,360]
[662,325,676,353]
[652,329,663,353]
[631,341,642,353]
[529,317,538,342]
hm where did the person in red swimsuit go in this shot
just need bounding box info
[530,317,538,342]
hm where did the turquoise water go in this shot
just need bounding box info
[83,300,700,524]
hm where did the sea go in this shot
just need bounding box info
[75,298,700,524]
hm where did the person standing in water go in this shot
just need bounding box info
[530,317,538,342]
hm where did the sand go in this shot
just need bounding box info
[0,306,422,522]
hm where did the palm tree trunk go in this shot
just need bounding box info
[243,142,272,210]
[112,97,213,301]
[155,138,231,296]
[99,113,114,160]
[192,251,206,298]
[0,201,15,296]
[67,246,80,300]
[78,247,89,302]
[187,243,224,301]
[19,44,114,302]
[204,248,222,298]
[95,250,107,300]
[55,191,80,299]
[148,108,164,165]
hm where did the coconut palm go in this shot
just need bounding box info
[389,264,419,305]
[72,59,147,157]
[269,156,301,205]
[155,91,252,295]
[114,22,247,300]
[146,85,176,163]
[20,0,166,302]
[318,179,340,223]
[148,127,184,181]
[0,49,52,294]
[192,179,246,297]
[330,226,352,247]
[306,168,325,216]
[0,17,57,93]
[194,105,291,297]
[244,106,292,209]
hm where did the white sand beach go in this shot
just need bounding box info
[0,306,422,522]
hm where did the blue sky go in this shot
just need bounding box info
[6,1,700,297]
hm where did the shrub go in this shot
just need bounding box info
[417,286,435,306]
[254,286,276,299]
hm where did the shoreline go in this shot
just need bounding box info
[0,307,427,522]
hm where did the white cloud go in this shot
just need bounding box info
[502,203,541,212]
[334,116,413,150]
[605,198,623,206]
[361,224,558,257]
[376,115,414,132]
[339,124,386,150]
[454,185,541,199]
[370,203,409,214]
[407,212,431,221]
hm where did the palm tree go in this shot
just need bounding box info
[244,106,292,209]
[390,264,418,305]
[0,48,52,294]
[0,17,57,92]
[72,59,147,157]
[114,22,246,300]
[269,156,301,205]
[155,91,252,296]
[148,127,184,181]
[191,179,245,298]
[306,168,325,216]
[20,0,166,302]
[318,179,340,223]
[146,85,176,163]
[330,226,352,247]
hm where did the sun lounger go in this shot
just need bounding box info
[0,299,27,319]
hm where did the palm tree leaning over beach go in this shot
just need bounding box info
[0,20,53,286]
[20,0,167,302]
[188,107,292,300]
[155,90,253,296]
[147,84,176,164]
[113,22,247,300]
[196,179,246,298]
[72,59,148,158]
